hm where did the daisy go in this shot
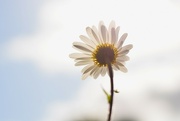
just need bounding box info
[69,21,133,80]
[70,21,133,121]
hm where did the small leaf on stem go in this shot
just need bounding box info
[102,87,111,104]
[114,89,119,93]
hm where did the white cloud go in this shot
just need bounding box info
[40,81,108,121]
[4,0,180,74]
[39,65,180,121]
[3,0,180,120]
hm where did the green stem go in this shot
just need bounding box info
[107,63,114,121]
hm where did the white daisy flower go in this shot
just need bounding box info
[69,21,133,80]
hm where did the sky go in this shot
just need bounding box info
[0,0,180,121]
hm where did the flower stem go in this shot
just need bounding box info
[107,63,114,121]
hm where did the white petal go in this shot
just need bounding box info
[116,61,125,67]
[116,61,128,73]
[86,27,98,45]
[69,53,90,59]
[73,42,94,52]
[119,66,128,73]
[116,26,120,40]
[112,64,119,70]
[75,57,92,62]
[108,21,115,43]
[81,64,94,73]
[118,50,130,57]
[92,26,102,44]
[112,65,118,71]
[101,66,107,76]
[107,67,110,77]
[111,27,116,44]
[75,57,92,60]
[79,35,96,48]
[83,65,96,74]
[100,25,108,43]
[108,21,115,31]
[116,33,128,48]
[90,66,99,75]
[82,72,91,80]
[121,62,126,65]
[98,21,104,41]
[119,44,133,51]
[91,26,101,44]
[93,68,101,79]
[117,56,130,61]
[81,65,97,79]
[75,61,93,66]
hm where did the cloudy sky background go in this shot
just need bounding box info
[1,0,180,121]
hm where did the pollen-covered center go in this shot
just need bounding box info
[92,43,118,67]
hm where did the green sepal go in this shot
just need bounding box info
[102,87,111,104]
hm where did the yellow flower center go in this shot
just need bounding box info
[92,43,118,67]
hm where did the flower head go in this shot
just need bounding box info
[69,21,133,80]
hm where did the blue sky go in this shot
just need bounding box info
[0,61,81,121]
[1,0,180,121]
[0,0,40,43]
[0,0,81,121]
